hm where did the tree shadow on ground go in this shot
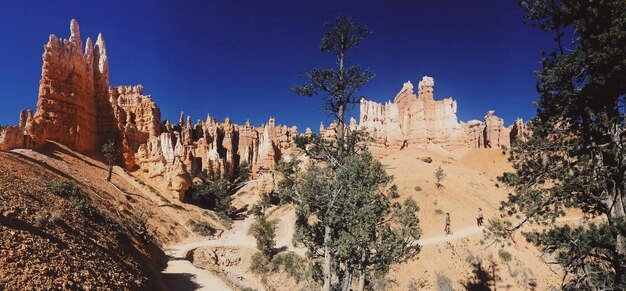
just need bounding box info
[162,273,201,290]
[461,257,498,291]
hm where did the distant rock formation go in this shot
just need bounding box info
[359,76,522,154]
[0,20,527,200]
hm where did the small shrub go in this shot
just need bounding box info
[186,219,216,236]
[122,210,153,243]
[49,209,63,223]
[49,179,99,218]
[498,249,512,263]
[434,166,446,188]
[250,252,270,274]
[389,184,400,198]
[435,209,444,215]
[414,186,422,192]
[248,216,278,257]
[271,252,306,282]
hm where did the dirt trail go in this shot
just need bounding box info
[161,212,496,290]
[162,208,306,290]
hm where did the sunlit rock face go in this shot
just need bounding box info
[359,76,469,156]
[0,19,299,200]
[0,20,526,200]
[358,76,519,154]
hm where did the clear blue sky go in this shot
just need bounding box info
[0,0,554,131]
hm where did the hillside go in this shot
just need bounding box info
[161,145,569,290]
[0,142,231,290]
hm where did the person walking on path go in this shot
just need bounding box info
[445,213,452,235]
[477,208,484,226]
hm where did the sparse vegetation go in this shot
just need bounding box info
[389,184,400,198]
[434,166,445,188]
[48,179,99,218]
[436,273,453,291]
[101,139,119,182]
[414,186,422,192]
[435,209,444,215]
[187,162,250,217]
[498,249,512,263]
[186,219,216,236]
[250,251,307,283]
[123,210,153,243]
[248,216,278,257]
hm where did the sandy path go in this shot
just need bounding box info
[162,203,582,291]
[162,209,306,291]
[161,216,256,291]
[419,226,485,246]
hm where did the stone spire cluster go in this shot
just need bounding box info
[0,20,298,200]
[0,20,528,200]
[358,76,526,156]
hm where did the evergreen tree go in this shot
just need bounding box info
[101,140,118,182]
[490,1,626,289]
[287,15,421,291]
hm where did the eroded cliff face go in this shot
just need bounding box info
[358,76,521,154]
[0,20,528,200]
[0,20,297,200]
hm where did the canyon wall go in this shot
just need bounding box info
[0,20,527,200]
[0,20,296,200]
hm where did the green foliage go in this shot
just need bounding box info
[434,166,445,188]
[292,15,374,129]
[389,184,400,198]
[280,151,422,289]
[187,175,243,216]
[123,210,153,243]
[498,249,512,263]
[249,251,271,274]
[249,251,307,283]
[186,219,216,236]
[270,252,307,282]
[248,216,278,257]
[487,1,626,289]
[48,179,99,218]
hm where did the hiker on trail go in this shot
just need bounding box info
[445,213,451,235]
[477,208,484,226]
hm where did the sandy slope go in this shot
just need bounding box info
[379,146,564,290]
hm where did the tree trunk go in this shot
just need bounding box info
[358,251,367,291]
[341,266,353,291]
[337,47,345,158]
[107,163,113,182]
[358,268,366,291]
[611,187,626,283]
[323,225,332,291]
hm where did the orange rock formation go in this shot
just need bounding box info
[0,20,527,200]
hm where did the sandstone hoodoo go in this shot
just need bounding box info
[358,76,523,156]
[0,19,526,201]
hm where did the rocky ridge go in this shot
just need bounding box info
[0,20,527,200]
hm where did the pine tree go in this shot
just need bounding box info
[490,1,626,289]
[287,15,421,291]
